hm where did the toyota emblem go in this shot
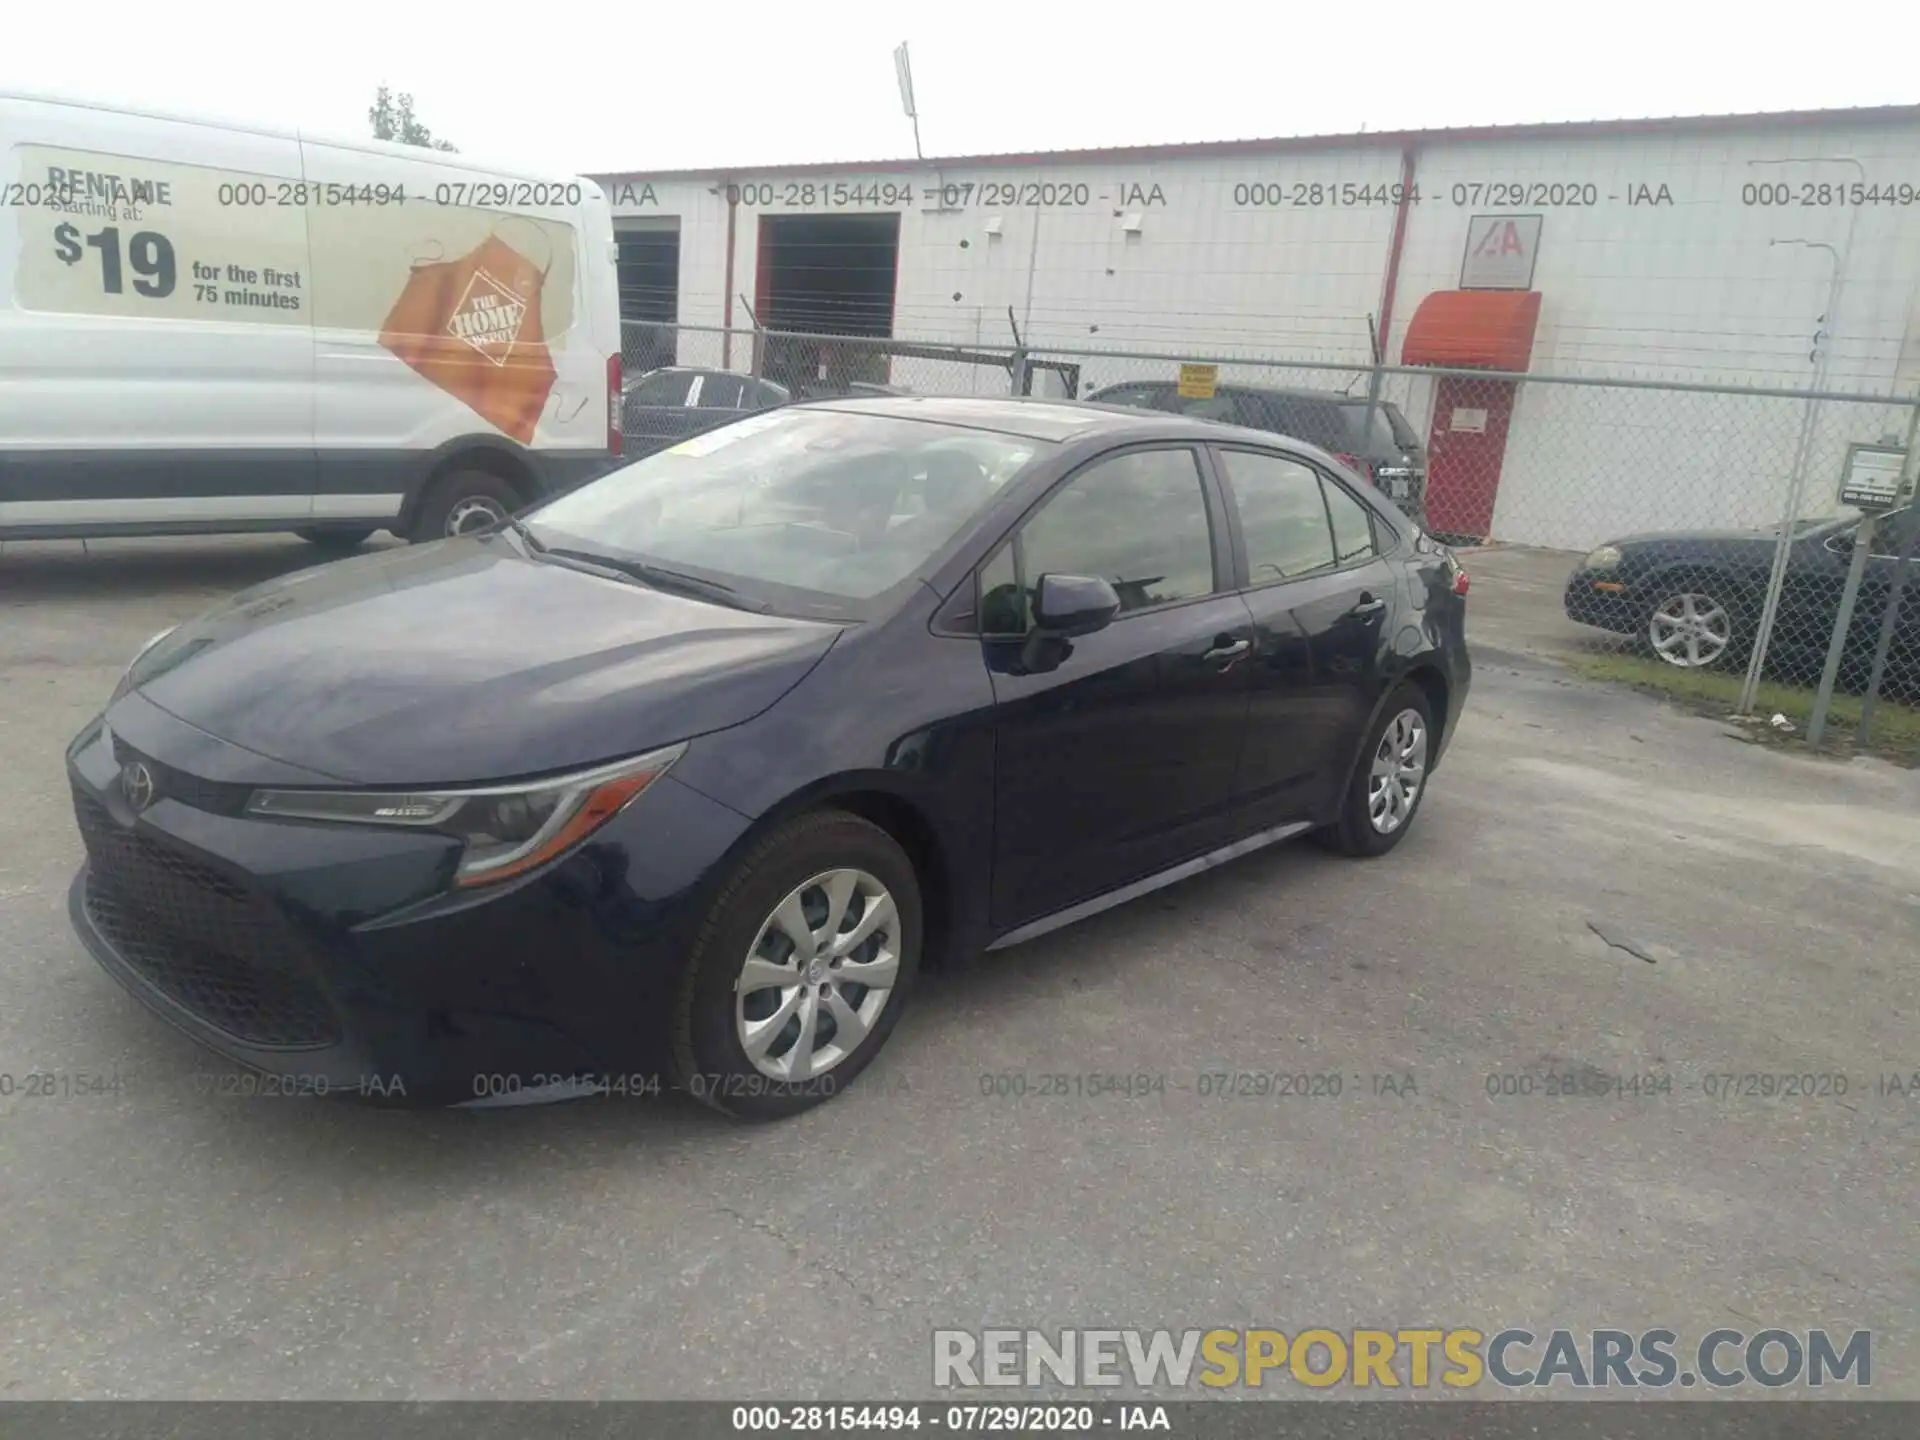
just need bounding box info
[121,761,156,813]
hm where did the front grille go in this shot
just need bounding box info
[75,791,341,1048]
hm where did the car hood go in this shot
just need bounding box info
[1606,523,1816,549]
[127,537,843,785]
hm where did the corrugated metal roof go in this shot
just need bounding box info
[592,103,1920,183]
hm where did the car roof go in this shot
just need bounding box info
[796,394,1347,454]
[794,395,1171,442]
[1094,379,1382,405]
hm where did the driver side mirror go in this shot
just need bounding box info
[1032,573,1122,637]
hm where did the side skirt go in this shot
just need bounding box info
[984,819,1314,953]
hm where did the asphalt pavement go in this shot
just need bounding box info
[1,534,1915,1399]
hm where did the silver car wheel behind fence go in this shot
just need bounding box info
[1648,592,1732,668]
[734,868,900,1083]
[1367,709,1428,835]
[446,496,509,536]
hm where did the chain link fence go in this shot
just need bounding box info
[619,320,1920,735]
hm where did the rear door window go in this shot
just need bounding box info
[1218,449,1336,581]
[1323,475,1381,564]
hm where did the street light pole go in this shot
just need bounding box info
[893,43,923,161]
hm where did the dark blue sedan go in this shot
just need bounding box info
[67,397,1471,1119]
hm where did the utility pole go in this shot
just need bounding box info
[1854,403,1920,742]
[1737,156,1864,716]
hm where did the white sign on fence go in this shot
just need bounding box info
[1840,444,1906,511]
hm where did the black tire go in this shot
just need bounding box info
[1313,682,1436,858]
[408,469,523,544]
[670,810,923,1121]
[1639,573,1750,672]
[293,527,374,552]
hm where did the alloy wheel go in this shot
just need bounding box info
[734,868,900,1082]
[1367,709,1428,835]
[1648,592,1732,668]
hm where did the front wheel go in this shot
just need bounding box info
[1644,581,1744,670]
[1314,684,1435,857]
[670,810,922,1121]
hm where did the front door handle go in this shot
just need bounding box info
[1349,593,1387,617]
[1203,638,1252,667]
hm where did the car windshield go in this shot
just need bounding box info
[527,407,1041,611]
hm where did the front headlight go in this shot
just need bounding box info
[110,626,179,703]
[1582,545,1624,571]
[246,743,686,888]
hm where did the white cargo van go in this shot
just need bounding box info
[0,90,623,547]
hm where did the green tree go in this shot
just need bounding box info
[369,86,457,152]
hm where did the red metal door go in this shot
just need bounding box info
[1424,375,1517,545]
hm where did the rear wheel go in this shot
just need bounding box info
[670,810,922,1121]
[408,470,523,543]
[1314,683,1435,857]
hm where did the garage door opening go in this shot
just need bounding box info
[617,218,680,371]
[755,213,899,394]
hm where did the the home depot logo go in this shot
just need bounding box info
[446,269,528,365]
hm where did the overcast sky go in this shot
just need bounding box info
[7,0,1915,176]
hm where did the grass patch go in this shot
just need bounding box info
[1564,650,1920,766]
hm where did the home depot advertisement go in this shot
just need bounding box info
[11,144,580,444]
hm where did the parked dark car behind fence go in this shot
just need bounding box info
[1085,381,1429,525]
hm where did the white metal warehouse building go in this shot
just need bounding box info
[593,107,1920,549]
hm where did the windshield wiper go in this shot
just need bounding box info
[541,548,770,612]
[500,513,547,552]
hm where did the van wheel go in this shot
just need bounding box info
[294,527,374,552]
[409,470,522,543]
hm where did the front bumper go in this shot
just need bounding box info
[1562,569,1640,632]
[65,708,750,1105]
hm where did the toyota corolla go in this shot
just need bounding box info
[66,397,1471,1119]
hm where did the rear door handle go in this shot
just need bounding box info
[1350,593,1387,617]
[1203,638,1252,666]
